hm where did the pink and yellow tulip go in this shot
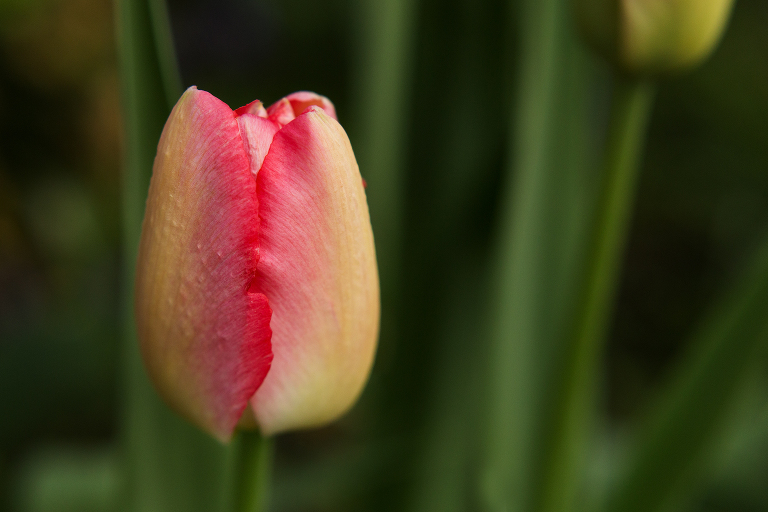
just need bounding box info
[134,87,380,442]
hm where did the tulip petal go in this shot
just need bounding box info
[135,87,273,442]
[266,98,296,128]
[235,99,268,118]
[237,113,280,178]
[283,91,337,120]
[250,106,379,435]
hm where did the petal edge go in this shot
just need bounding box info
[250,107,379,435]
[135,87,273,442]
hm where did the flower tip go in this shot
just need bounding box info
[235,99,268,118]
[285,91,337,120]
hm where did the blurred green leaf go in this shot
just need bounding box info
[701,373,768,511]
[349,0,416,385]
[482,0,598,509]
[12,447,119,512]
[603,228,768,512]
[146,0,182,108]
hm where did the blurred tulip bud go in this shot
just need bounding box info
[575,0,735,75]
[135,87,380,441]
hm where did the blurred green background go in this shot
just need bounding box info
[0,0,767,511]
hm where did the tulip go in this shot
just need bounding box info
[134,87,380,442]
[575,0,736,75]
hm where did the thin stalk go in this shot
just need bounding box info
[147,0,183,106]
[231,432,273,512]
[537,77,655,512]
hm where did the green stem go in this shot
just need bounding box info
[537,77,655,512]
[231,431,272,512]
[146,0,183,106]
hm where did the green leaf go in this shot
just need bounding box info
[12,447,120,512]
[349,0,417,379]
[603,229,768,512]
[482,0,600,510]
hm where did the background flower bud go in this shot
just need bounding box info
[575,0,736,75]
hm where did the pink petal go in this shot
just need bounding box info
[135,87,273,442]
[235,99,268,118]
[236,113,280,178]
[250,106,380,435]
[283,91,338,120]
[266,98,296,128]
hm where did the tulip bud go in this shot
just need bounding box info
[575,0,735,75]
[135,87,379,441]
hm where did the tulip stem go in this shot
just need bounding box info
[537,76,655,512]
[231,431,272,512]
